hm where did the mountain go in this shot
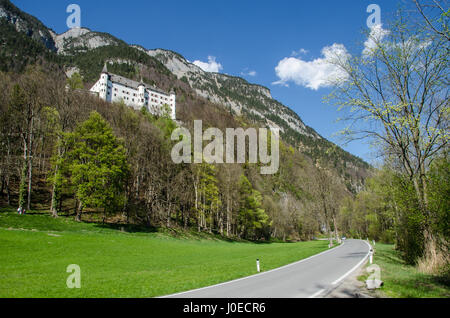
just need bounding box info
[137,48,318,138]
[0,0,369,192]
[51,27,125,55]
[52,28,318,142]
[0,0,56,51]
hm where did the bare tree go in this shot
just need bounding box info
[413,0,449,41]
[327,10,449,261]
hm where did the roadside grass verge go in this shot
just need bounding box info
[358,243,450,298]
[0,210,330,298]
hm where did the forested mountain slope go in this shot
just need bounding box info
[0,0,371,241]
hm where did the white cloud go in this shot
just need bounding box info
[291,48,308,56]
[241,68,257,77]
[273,43,350,90]
[362,25,430,62]
[192,56,223,73]
[363,24,390,57]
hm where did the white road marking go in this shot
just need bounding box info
[160,241,346,298]
[308,289,327,298]
[331,240,371,286]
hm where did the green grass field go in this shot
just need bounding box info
[359,243,450,298]
[0,209,330,298]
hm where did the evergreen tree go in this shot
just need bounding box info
[62,111,129,221]
[238,174,270,240]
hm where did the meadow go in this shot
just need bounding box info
[0,210,330,298]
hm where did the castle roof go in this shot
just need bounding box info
[102,63,108,74]
[108,73,170,96]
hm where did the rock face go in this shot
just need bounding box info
[0,0,320,143]
[0,0,56,51]
[141,48,319,139]
[51,28,124,55]
[0,1,121,55]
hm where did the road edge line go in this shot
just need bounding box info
[160,240,346,298]
[330,240,372,286]
[308,240,371,298]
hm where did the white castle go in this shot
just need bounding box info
[90,64,176,120]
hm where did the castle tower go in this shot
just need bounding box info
[138,78,146,109]
[99,63,109,101]
[170,89,176,120]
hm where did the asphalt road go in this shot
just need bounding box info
[163,239,371,298]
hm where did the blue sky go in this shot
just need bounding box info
[12,0,405,163]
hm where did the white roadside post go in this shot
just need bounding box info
[256,259,260,273]
[369,247,374,264]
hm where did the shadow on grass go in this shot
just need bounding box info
[91,222,158,234]
[1,205,318,246]
[90,221,253,243]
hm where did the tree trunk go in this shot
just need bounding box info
[0,175,4,195]
[166,202,171,228]
[4,139,11,206]
[226,197,230,237]
[219,209,224,236]
[183,206,188,229]
[194,179,200,232]
[328,221,333,247]
[6,175,10,206]
[75,200,83,222]
[26,116,34,211]
[412,174,437,261]
[135,167,140,199]
[18,136,28,209]
[50,141,61,218]
[26,155,32,211]
[73,194,78,215]
[50,179,58,217]
[333,216,340,243]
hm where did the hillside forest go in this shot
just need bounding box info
[0,0,448,276]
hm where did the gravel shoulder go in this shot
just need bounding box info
[324,260,385,298]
